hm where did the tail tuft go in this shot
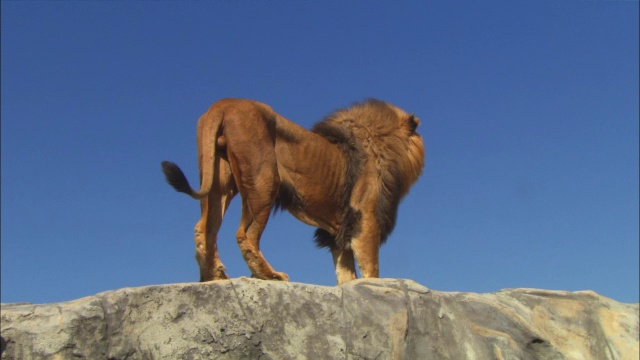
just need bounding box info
[161,161,193,194]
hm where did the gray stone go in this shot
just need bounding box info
[1,278,638,359]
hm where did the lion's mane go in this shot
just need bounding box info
[311,99,424,250]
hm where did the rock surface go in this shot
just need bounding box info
[1,278,638,359]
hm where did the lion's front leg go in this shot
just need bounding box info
[331,248,358,285]
[350,220,381,280]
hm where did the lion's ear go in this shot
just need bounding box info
[408,114,420,132]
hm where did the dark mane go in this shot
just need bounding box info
[311,99,423,248]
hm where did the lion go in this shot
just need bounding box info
[161,98,424,284]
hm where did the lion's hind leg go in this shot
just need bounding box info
[231,166,288,281]
[224,126,288,281]
[194,158,237,282]
[235,196,289,281]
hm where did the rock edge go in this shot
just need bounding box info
[1,278,638,359]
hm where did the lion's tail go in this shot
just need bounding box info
[161,109,221,200]
[161,161,206,199]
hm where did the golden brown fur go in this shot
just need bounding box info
[162,98,424,284]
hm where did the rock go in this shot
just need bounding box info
[1,278,638,359]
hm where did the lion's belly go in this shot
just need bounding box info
[275,170,344,235]
[285,198,341,235]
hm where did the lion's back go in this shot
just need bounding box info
[212,98,273,113]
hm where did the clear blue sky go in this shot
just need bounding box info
[2,1,638,304]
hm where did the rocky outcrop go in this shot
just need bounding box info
[1,278,638,359]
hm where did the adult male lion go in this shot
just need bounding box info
[162,98,424,284]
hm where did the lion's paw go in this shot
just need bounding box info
[272,272,289,281]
